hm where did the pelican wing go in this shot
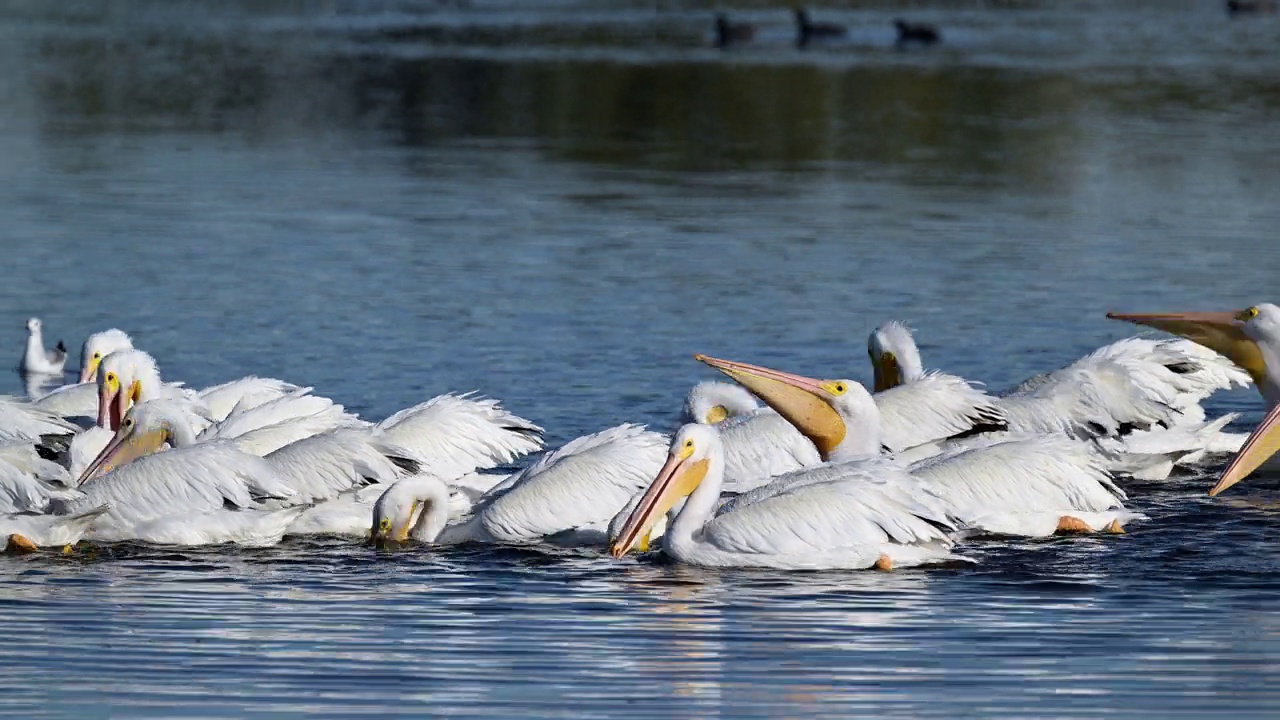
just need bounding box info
[377,393,544,479]
[702,462,956,558]
[264,428,417,504]
[876,372,1007,453]
[911,435,1131,536]
[30,382,98,419]
[200,376,306,422]
[476,423,667,543]
[0,506,108,546]
[65,445,296,538]
[130,507,304,547]
[0,397,79,442]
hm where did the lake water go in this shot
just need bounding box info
[1,1,1279,717]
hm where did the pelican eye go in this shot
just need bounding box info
[684,439,694,448]
[379,518,392,531]
[825,381,848,396]
[1240,306,1260,321]
[93,352,102,359]
[123,418,134,430]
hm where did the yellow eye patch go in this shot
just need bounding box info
[821,381,849,396]
[1238,306,1260,321]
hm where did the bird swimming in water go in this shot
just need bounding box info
[19,318,66,377]
[715,13,756,48]
[795,8,846,47]
[895,19,940,47]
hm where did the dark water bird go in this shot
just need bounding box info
[1227,0,1277,15]
[894,18,940,47]
[715,13,756,48]
[795,8,846,47]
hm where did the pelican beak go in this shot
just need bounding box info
[611,448,708,559]
[705,405,729,424]
[371,501,418,550]
[872,350,902,392]
[1106,310,1268,386]
[80,356,100,385]
[97,379,120,430]
[695,354,846,459]
[78,426,167,485]
[1210,403,1280,497]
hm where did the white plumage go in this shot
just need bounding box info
[376,393,544,479]
[909,435,1137,537]
[127,507,305,547]
[0,443,79,514]
[64,441,296,543]
[1,506,107,547]
[448,423,668,545]
[199,388,361,456]
[0,396,79,442]
[78,329,133,383]
[19,318,66,376]
[681,381,761,425]
[875,372,1007,453]
[715,411,821,493]
[199,376,306,423]
[613,424,963,570]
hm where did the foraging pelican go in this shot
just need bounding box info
[78,329,134,384]
[19,318,66,376]
[871,320,1245,438]
[371,424,667,547]
[68,400,297,544]
[699,354,1138,537]
[1109,303,1280,495]
[610,424,964,570]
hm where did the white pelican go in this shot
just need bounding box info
[368,424,666,547]
[3,506,108,551]
[698,354,1138,537]
[1109,303,1280,495]
[19,318,66,376]
[610,424,964,570]
[66,401,298,544]
[870,320,1245,438]
[78,328,134,384]
[197,387,363,456]
[292,471,494,538]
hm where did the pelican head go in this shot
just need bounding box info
[1106,305,1274,393]
[25,318,41,334]
[695,354,880,462]
[868,320,924,392]
[78,399,196,484]
[682,381,760,425]
[80,329,134,384]
[611,423,719,559]
[96,349,161,431]
[1109,304,1280,496]
[370,475,451,549]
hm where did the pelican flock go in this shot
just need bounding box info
[0,310,1267,573]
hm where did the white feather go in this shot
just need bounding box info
[0,397,78,441]
[0,506,108,547]
[461,424,667,544]
[376,393,544,480]
[875,372,1007,452]
[129,507,305,547]
[199,377,305,423]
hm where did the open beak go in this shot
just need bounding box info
[1106,310,1268,386]
[695,354,846,459]
[872,351,902,392]
[78,426,167,485]
[79,356,100,385]
[1210,403,1280,497]
[611,450,707,559]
